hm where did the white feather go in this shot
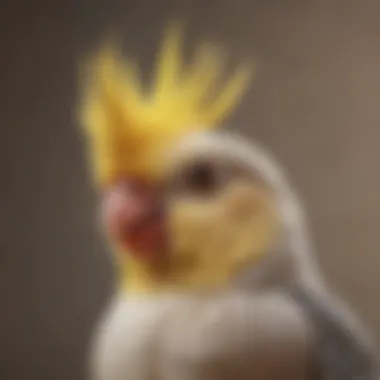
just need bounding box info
[92,291,313,380]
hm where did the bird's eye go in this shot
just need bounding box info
[187,162,216,192]
[173,161,221,196]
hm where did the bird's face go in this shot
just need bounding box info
[100,132,281,293]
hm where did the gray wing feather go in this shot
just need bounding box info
[288,286,380,380]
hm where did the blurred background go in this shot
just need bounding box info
[1,0,380,379]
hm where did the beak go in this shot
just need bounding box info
[101,179,167,259]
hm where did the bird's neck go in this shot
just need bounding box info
[116,249,268,296]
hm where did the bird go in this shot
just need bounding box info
[79,22,380,380]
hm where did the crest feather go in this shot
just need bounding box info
[80,23,253,186]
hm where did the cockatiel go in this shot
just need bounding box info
[80,24,380,380]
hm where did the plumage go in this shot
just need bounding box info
[92,291,313,380]
[80,23,380,380]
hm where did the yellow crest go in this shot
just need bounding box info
[79,23,253,186]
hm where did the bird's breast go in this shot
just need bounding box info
[91,291,314,380]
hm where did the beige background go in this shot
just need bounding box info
[1,0,380,379]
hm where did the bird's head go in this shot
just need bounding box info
[80,24,316,295]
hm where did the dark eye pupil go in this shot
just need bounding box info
[187,162,216,193]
